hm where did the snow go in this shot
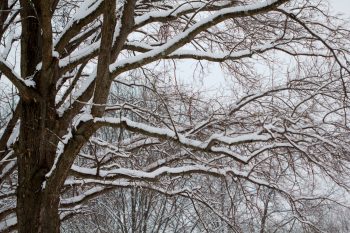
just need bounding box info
[110,0,285,73]
[71,164,249,180]
[36,62,42,70]
[46,113,94,180]
[0,57,36,87]
[6,123,19,148]
[59,41,100,68]
[61,179,200,206]
[54,0,103,47]
[125,41,154,50]
[0,216,16,232]
[0,161,16,180]
[134,1,262,26]
[94,117,176,138]
[45,130,73,179]
[57,70,97,116]
[170,41,277,59]
[52,50,60,58]
[249,143,293,158]
[1,28,15,60]
[2,1,348,230]
[94,117,278,163]
[126,40,279,61]
[74,113,94,126]
[68,162,288,195]
[0,150,14,164]
[60,186,105,205]
[135,2,209,25]
[207,132,270,145]
[94,116,274,162]
[23,78,36,87]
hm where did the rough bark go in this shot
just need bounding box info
[16,1,61,232]
[16,100,60,233]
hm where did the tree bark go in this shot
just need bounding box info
[16,99,60,233]
[16,1,61,232]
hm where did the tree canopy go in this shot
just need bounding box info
[0,0,350,232]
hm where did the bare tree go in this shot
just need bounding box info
[1,0,350,232]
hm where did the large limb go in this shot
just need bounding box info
[45,0,137,195]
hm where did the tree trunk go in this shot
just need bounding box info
[16,99,60,233]
[17,185,60,233]
[16,1,62,231]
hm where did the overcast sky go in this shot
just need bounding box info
[329,0,350,15]
[192,0,350,93]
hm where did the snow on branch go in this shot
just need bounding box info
[125,40,284,62]
[54,0,104,53]
[93,116,279,163]
[109,0,289,76]
[134,1,238,29]
[70,164,263,186]
[61,179,200,213]
[0,57,36,98]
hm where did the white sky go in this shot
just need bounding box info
[181,0,350,94]
[329,0,350,15]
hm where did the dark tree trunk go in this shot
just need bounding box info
[16,1,61,232]
[16,99,60,233]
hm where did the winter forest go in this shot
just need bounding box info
[1,0,350,232]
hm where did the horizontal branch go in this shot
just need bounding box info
[94,116,276,163]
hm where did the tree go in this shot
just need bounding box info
[1,0,350,232]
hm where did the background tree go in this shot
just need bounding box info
[1,0,350,232]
